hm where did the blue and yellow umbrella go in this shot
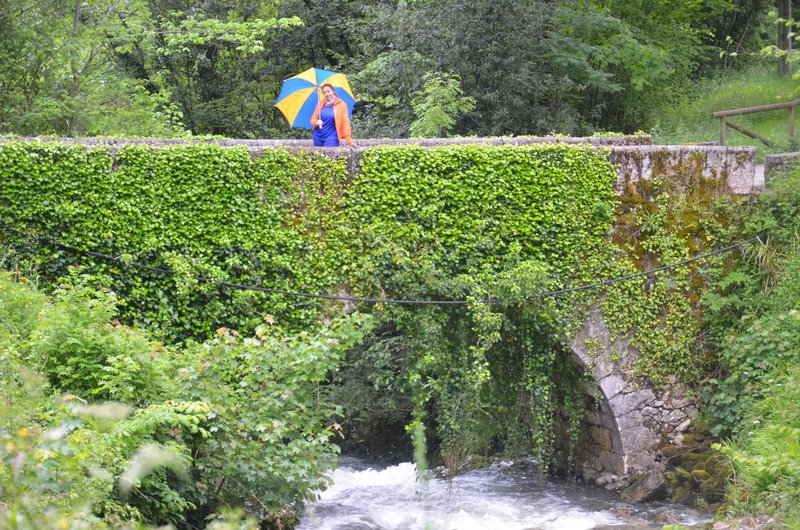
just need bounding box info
[274,67,356,128]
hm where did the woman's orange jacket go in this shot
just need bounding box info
[310,98,353,145]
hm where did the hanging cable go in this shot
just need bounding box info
[542,235,762,297]
[42,234,762,305]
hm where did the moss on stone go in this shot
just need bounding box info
[663,431,731,508]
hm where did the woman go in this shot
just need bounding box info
[311,83,354,147]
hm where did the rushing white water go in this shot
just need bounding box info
[298,457,710,530]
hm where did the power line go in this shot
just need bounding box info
[46,240,502,304]
[542,235,763,297]
[43,234,762,305]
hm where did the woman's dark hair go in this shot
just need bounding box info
[321,83,335,92]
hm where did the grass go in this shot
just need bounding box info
[718,361,800,528]
[648,64,799,160]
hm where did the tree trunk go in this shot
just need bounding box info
[778,0,793,75]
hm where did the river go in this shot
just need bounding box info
[298,456,710,530]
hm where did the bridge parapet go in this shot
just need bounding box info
[611,145,757,195]
[0,133,653,148]
[2,135,758,195]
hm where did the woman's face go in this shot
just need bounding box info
[322,86,335,103]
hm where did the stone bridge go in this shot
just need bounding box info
[4,134,763,488]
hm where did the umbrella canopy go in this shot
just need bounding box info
[275,67,356,129]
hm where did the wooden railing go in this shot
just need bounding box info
[712,99,800,148]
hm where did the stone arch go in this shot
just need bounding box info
[567,304,700,483]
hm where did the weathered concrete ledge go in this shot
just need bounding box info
[610,145,757,195]
[1,135,759,195]
[0,134,653,148]
[765,151,800,180]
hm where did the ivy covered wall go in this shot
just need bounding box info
[0,140,743,471]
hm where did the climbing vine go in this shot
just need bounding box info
[335,144,619,465]
[599,155,745,385]
[0,142,349,342]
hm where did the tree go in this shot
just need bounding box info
[778,0,792,74]
[0,0,305,137]
[0,0,754,138]
[409,72,475,138]
[549,0,733,131]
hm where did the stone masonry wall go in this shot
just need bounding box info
[611,145,756,195]
[765,151,800,181]
[570,305,703,489]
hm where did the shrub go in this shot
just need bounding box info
[705,165,800,436]
[0,274,370,528]
[26,274,164,403]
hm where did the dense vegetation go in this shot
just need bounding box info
[0,0,776,139]
[702,164,800,528]
[0,139,739,526]
[0,269,368,528]
[4,0,800,528]
[650,63,799,157]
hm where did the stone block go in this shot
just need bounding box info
[610,389,656,416]
[620,470,667,502]
[664,409,688,423]
[599,375,625,400]
[765,152,800,181]
[676,419,693,433]
[588,426,614,450]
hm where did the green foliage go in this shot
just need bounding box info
[161,316,369,521]
[348,51,428,138]
[326,322,414,458]
[695,160,800,524]
[600,170,745,385]
[334,143,620,463]
[409,73,476,138]
[0,139,738,475]
[0,272,47,348]
[0,0,303,137]
[706,308,800,436]
[30,275,165,403]
[0,142,351,342]
[717,362,800,527]
[355,0,736,135]
[704,165,800,437]
[366,0,569,135]
[0,0,761,137]
[0,272,368,528]
[547,0,733,132]
[649,63,798,155]
[548,3,674,94]
[0,0,182,136]
[762,6,800,84]
[346,144,617,278]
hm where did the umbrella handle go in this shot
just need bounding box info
[314,87,322,128]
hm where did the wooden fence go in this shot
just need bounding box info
[712,99,800,148]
